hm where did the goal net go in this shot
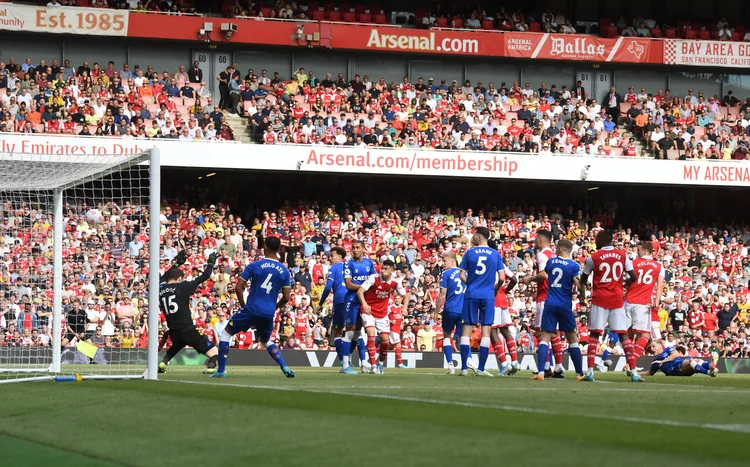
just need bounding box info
[0,150,161,383]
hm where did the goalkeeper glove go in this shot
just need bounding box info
[173,250,187,267]
[207,252,219,266]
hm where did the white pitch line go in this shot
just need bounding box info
[163,379,750,434]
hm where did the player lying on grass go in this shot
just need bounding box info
[212,236,295,379]
[532,239,586,381]
[647,341,718,377]
[357,259,409,375]
[158,250,220,374]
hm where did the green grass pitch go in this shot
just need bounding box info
[1,367,749,467]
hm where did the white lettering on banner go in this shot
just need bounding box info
[550,36,606,57]
[666,39,750,68]
[0,5,128,36]
[365,29,479,54]
[1,134,748,187]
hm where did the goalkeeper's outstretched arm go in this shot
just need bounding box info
[160,250,188,284]
[185,252,218,294]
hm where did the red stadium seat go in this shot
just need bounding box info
[339,3,350,13]
[453,18,463,28]
[710,30,719,40]
[650,28,662,38]
[606,26,618,38]
[698,30,710,40]
[308,1,319,11]
[374,13,387,24]
[665,28,677,38]
[312,10,325,21]
[354,4,365,14]
[359,13,371,23]
[529,22,541,32]
[436,17,448,28]
[342,12,356,22]
[482,19,494,30]
[685,30,698,39]
[328,11,341,21]
[732,31,741,41]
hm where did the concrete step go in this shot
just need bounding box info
[224,115,253,144]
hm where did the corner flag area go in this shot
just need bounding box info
[1,369,748,467]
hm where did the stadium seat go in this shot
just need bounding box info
[359,13,371,23]
[665,28,677,38]
[606,26,618,38]
[354,4,365,14]
[482,19,494,30]
[453,18,463,28]
[342,12,356,22]
[374,14,387,24]
[436,17,448,27]
[260,7,273,17]
[312,10,325,21]
[529,22,542,32]
[339,3,350,12]
[732,32,741,41]
[328,11,341,21]
[685,30,698,39]
[650,28,662,38]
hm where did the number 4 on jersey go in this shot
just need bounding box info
[260,273,273,294]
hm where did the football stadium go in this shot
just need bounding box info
[1,1,750,466]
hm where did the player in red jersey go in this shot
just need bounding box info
[521,229,564,378]
[493,268,520,376]
[388,294,407,368]
[624,241,664,375]
[357,260,409,374]
[580,231,637,382]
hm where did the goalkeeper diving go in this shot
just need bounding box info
[158,250,220,374]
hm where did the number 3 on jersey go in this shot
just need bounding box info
[598,262,623,283]
[260,273,274,294]
[161,295,177,314]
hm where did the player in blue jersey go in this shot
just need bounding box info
[459,226,506,377]
[647,341,719,377]
[342,240,375,374]
[436,253,472,375]
[318,247,348,370]
[532,239,586,381]
[211,236,294,378]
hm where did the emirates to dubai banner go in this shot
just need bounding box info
[0,4,128,36]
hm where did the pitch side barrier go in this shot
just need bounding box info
[3,348,745,374]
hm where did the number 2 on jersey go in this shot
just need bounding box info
[550,267,563,288]
[260,273,273,294]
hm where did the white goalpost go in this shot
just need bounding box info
[0,149,161,383]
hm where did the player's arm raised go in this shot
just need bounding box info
[187,252,218,293]
[159,249,187,283]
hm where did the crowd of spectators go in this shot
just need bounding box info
[0,57,237,141]
[1,192,749,362]
[245,67,750,160]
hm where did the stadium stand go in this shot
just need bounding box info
[1,188,748,359]
[3,55,750,158]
